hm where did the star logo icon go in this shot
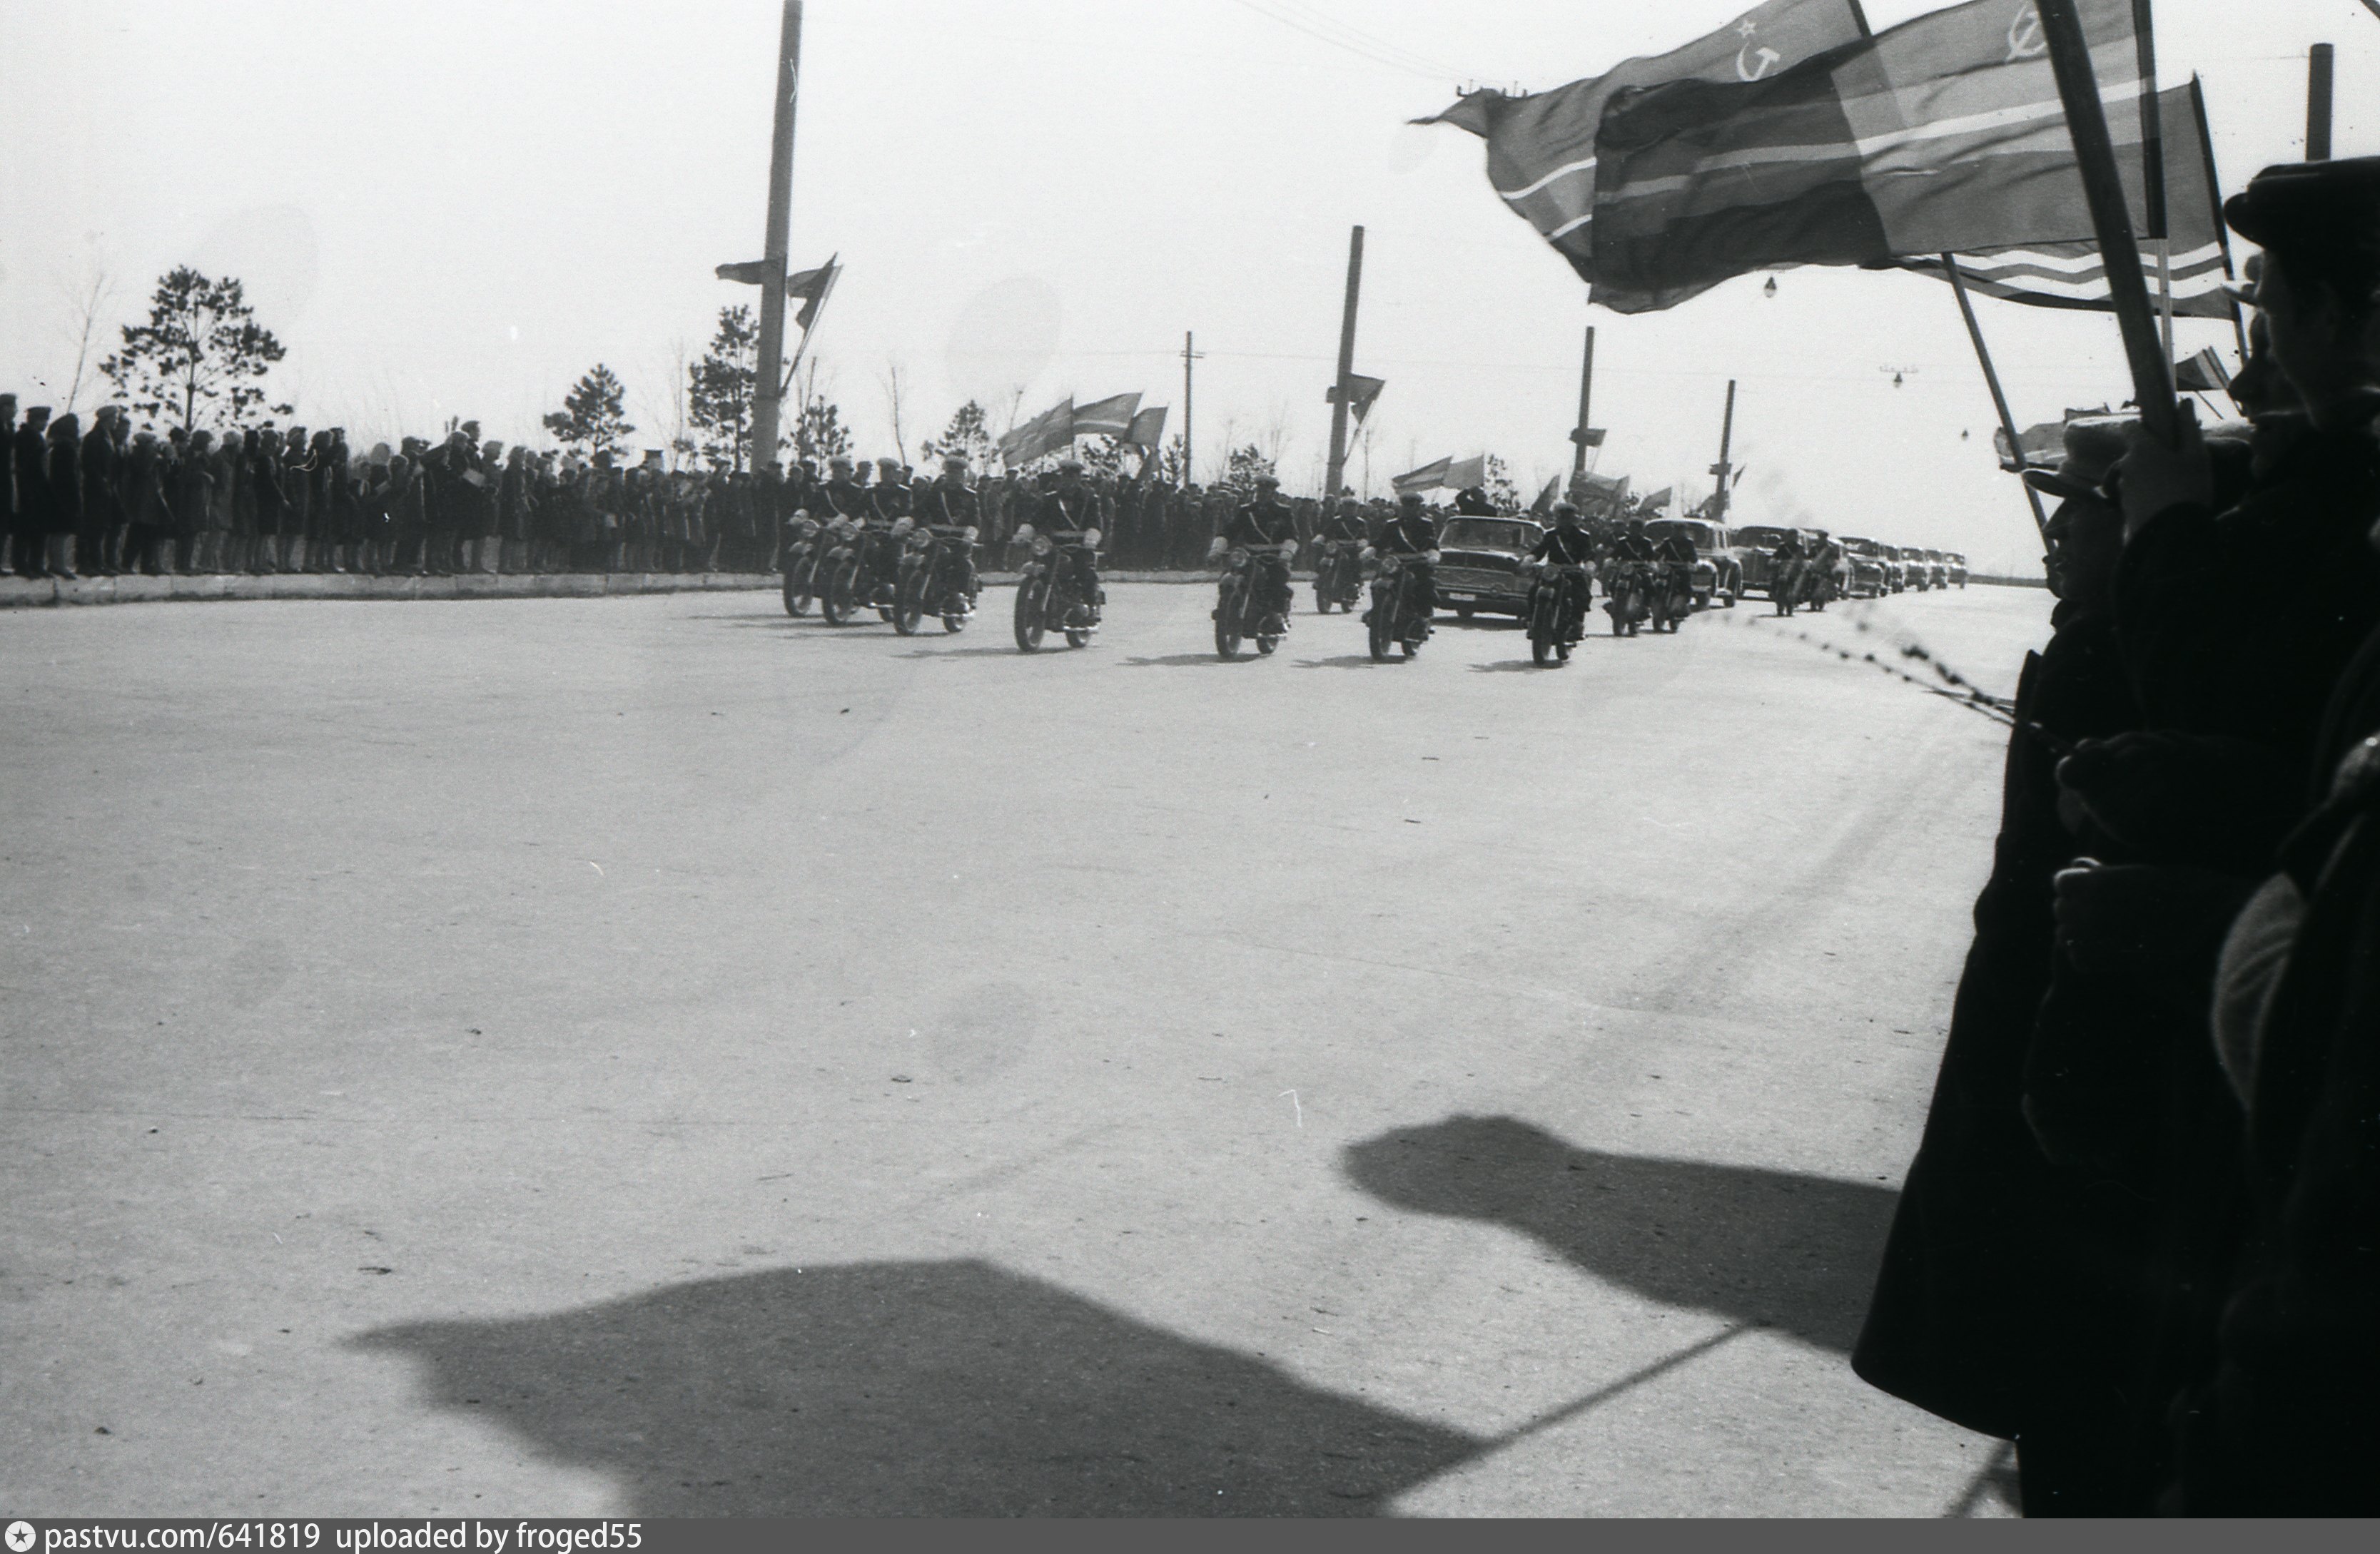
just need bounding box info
[6,1522,37,1553]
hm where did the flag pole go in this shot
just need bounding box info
[1943,253,2052,542]
[1709,379,1736,525]
[1570,327,1596,484]
[2309,44,2334,161]
[2187,73,2252,366]
[748,1,804,476]
[2037,0,2176,449]
[1323,226,1365,501]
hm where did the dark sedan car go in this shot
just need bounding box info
[1433,516,1547,619]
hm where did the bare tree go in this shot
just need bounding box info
[879,357,911,467]
[56,262,119,415]
[1258,400,1292,475]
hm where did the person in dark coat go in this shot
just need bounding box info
[280,425,313,572]
[250,427,288,574]
[171,430,216,574]
[121,430,167,575]
[1853,420,2152,1512]
[1,394,19,578]
[76,407,117,576]
[13,405,54,578]
[44,412,84,579]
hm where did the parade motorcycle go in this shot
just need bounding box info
[1365,549,1437,661]
[1311,537,1365,614]
[822,519,903,626]
[779,512,826,617]
[1771,558,1808,617]
[893,524,979,636]
[1012,523,1104,651]
[1526,559,1594,665]
[1604,559,1653,636]
[1649,559,1695,634]
[1215,542,1295,659]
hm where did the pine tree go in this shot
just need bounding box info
[1484,454,1522,515]
[544,365,635,460]
[1155,434,1189,487]
[794,395,851,466]
[101,266,293,434]
[919,400,995,474]
[1225,444,1275,490]
[686,306,758,472]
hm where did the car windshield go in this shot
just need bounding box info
[1736,526,1793,547]
[1644,519,1716,547]
[1439,519,1539,552]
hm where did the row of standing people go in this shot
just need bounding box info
[1851,155,2380,1515]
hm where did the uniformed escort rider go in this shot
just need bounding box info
[1211,472,1300,621]
[1365,490,1441,626]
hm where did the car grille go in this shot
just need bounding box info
[1439,564,1518,594]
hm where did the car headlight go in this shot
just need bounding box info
[1083,527,1101,548]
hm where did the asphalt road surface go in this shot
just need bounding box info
[3,580,2050,1518]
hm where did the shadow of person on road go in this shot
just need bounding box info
[1290,655,1396,669]
[1342,1115,1898,1355]
[1120,654,1262,668]
[351,1257,1480,1517]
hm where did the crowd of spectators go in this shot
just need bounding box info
[0,397,1461,584]
[0,415,795,583]
[1851,155,2380,1515]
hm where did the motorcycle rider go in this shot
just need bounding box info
[921,452,982,601]
[1023,458,1103,617]
[1309,492,1369,604]
[1366,491,1439,629]
[1769,527,1808,611]
[819,455,868,526]
[1530,500,1599,631]
[1654,522,1698,608]
[1315,492,1369,547]
[1806,529,1843,608]
[1210,472,1300,622]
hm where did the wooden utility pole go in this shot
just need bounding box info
[2309,43,2335,161]
[2037,0,2175,451]
[1181,331,1204,487]
[749,1,804,474]
[1708,380,1737,524]
[1322,225,1364,502]
[1569,327,1597,482]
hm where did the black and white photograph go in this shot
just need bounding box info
[4,0,2378,1524]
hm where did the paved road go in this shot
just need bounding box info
[2,582,2048,1517]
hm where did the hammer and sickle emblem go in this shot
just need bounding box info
[1736,21,1783,82]
[2007,4,2047,63]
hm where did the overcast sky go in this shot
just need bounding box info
[4,1,2375,571]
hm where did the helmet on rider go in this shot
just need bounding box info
[941,453,967,472]
[1553,501,1582,526]
[1254,474,1280,491]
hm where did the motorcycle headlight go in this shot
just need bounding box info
[891,516,914,536]
[1424,549,1442,564]
[1032,534,1054,557]
[1082,527,1101,549]
[962,525,979,542]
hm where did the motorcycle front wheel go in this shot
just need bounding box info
[891,570,926,636]
[781,561,809,617]
[1368,598,1393,661]
[1215,593,1242,659]
[1013,577,1048,651]
[822,559,859,625]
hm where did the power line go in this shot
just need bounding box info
[1222,0,1470,82]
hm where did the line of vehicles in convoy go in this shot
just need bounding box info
[1433,515,1966,620]
[774,505,1967,660]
